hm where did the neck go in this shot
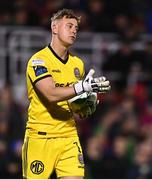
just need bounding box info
[50,38,69,60]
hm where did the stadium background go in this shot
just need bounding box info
[1,0,152,178]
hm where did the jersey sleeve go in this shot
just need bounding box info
[27,57,51,84]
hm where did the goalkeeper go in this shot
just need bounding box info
[22,9,110,179]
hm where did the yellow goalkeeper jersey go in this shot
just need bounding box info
[26,45,85,138]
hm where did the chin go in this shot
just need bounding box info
[65,41,74,47]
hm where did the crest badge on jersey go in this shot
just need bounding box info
[74,68,81,80]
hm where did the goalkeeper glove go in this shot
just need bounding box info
[73,69,110,95]
[68,92,98,119]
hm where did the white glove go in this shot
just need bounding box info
[73,69,110,95]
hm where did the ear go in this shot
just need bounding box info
[51,22,58,34]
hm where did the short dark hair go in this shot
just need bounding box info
[51,9,81,24]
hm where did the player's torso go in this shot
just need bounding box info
[26,45,84,138]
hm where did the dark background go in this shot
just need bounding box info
[1,0,152,178]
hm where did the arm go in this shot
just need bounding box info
[35,69,111,103]
[35,76,76,103]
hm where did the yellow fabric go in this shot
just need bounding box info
[22,136,84,178]
[26,46,85,138]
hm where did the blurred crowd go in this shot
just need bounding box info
[0,0,152,35]
[1,0,152,179]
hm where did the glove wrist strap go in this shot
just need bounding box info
[73,81,84,95]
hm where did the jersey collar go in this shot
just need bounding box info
[48,44,69,64]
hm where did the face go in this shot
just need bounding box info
[52,16,79,47]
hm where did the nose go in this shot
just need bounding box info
[72,27,77,35]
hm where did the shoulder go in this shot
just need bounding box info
[27,46,49,66]
[69,52,84,65]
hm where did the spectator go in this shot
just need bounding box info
[0,84,25,178]
[87,0,113,32]
[127,140,152,178]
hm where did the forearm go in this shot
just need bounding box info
[43,86,76,102]
[35,69,110,103]
[35,78,76,103]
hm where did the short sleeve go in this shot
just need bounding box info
[27,58,51,84]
